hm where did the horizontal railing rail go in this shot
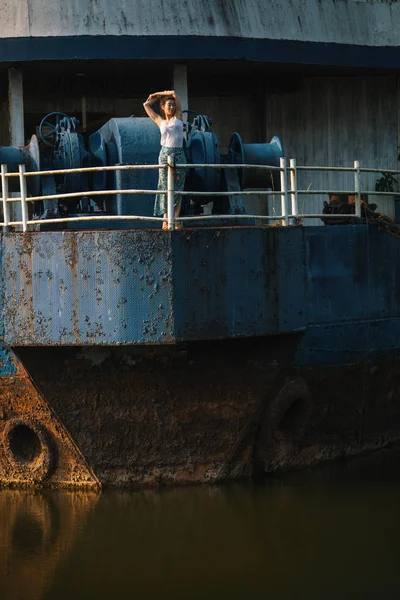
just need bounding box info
[0,158,399,231]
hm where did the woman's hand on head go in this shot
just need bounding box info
[146,93,160,104]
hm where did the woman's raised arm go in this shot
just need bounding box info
[143,93,163,126]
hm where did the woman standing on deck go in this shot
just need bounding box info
[143,90,186,229]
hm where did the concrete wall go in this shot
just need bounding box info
[0,73,9,145]
[190,95,262,154]
[0,100,8,146]
[0,0,399,47]
[266,75,399,219]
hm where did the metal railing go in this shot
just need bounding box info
[0,158,397,232]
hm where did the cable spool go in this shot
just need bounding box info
[184,112,220,194]
[2,417,56,483]
[0,136,40,196]
[228,132,284,190]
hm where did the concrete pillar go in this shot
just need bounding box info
[7,67,25,225]
[0,97,8,146]
[173,64,188,122]
[397,75,400,171]
[8,67,25,146]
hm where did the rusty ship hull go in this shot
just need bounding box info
[1,224,400,488]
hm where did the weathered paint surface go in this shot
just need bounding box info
[1,1,400,68]
[296,225,400,364]
[3,225,400,360]
[1,223,400,488]
[306,225,400,323]
[0,0,398,47]
[173,227,306,340]
[3,231,174,345]
[0,343,17,376]
[2,228,306,345]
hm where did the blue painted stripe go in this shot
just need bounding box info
[294,318,400,366]
[0,35,399,69]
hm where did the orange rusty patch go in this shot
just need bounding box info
[0,351,100,489]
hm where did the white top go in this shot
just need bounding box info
[160,117,184,148]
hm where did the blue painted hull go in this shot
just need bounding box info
[2,224,400,363]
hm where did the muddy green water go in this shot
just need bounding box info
[2,449,400,600]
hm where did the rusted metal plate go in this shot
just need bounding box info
[2,227,307,346]
[3,230,174,345]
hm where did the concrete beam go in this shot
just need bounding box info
[2,0,400,49]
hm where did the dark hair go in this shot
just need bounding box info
[159,96,175,119]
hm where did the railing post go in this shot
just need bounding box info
[167,155,175,230]
[289,158,298,223]
[280,157,288,226]
[18,164,28,232]
[1,164,10,227]
[354,160,361,218]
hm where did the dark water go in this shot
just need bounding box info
[2,449,400,600]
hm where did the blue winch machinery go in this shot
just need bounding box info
[0,111,283,227]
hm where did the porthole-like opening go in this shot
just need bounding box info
[278,397,308,436]
[8,424,42,464]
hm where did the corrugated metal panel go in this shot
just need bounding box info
[266,76,398,224]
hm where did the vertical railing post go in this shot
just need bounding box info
[354,160,361,218]
[167,155,175,230]
[289,158,298,223]
[280,157,288,226]
[1,164,10,227]
[18,164,28,232]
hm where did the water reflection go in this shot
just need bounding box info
[2,448,400,600]
[0,491,99,600]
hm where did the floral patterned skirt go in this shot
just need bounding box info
[154,146,187,217]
